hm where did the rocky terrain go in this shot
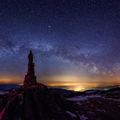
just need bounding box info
[0,83,79,120]
[0,84,120,120]
[67,87,120,120]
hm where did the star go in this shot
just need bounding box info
[48,26,51,28]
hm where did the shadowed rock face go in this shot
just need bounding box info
[0,84,75,120]
[24,50,37,87]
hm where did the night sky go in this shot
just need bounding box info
[0,0,120,91]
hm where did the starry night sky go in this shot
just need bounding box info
[0,0,120,91]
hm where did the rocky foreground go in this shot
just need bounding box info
[67,88,120,120]
[0,84,120,120]
[0,84,77,120]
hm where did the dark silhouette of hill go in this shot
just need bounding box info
[0,83,77,120]
[0,84,21,91]
[106,87,120,92]
[0,84,120,120]
[50,87,81,97]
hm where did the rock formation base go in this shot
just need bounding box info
[0,84,76,120]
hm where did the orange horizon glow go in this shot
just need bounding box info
[0,74,120,91]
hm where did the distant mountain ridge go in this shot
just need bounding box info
[0,84,120,96]
[0,84,21,91]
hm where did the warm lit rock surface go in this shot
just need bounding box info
[0,84,77,120]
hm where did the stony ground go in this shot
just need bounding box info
[0,85,120,120]
[67,91,120,120]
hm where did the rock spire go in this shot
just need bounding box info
[24,50,37,86]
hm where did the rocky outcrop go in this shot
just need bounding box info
[24,50,37,87]
[0,84,77,120]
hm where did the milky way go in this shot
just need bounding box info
[0,0,120,90]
